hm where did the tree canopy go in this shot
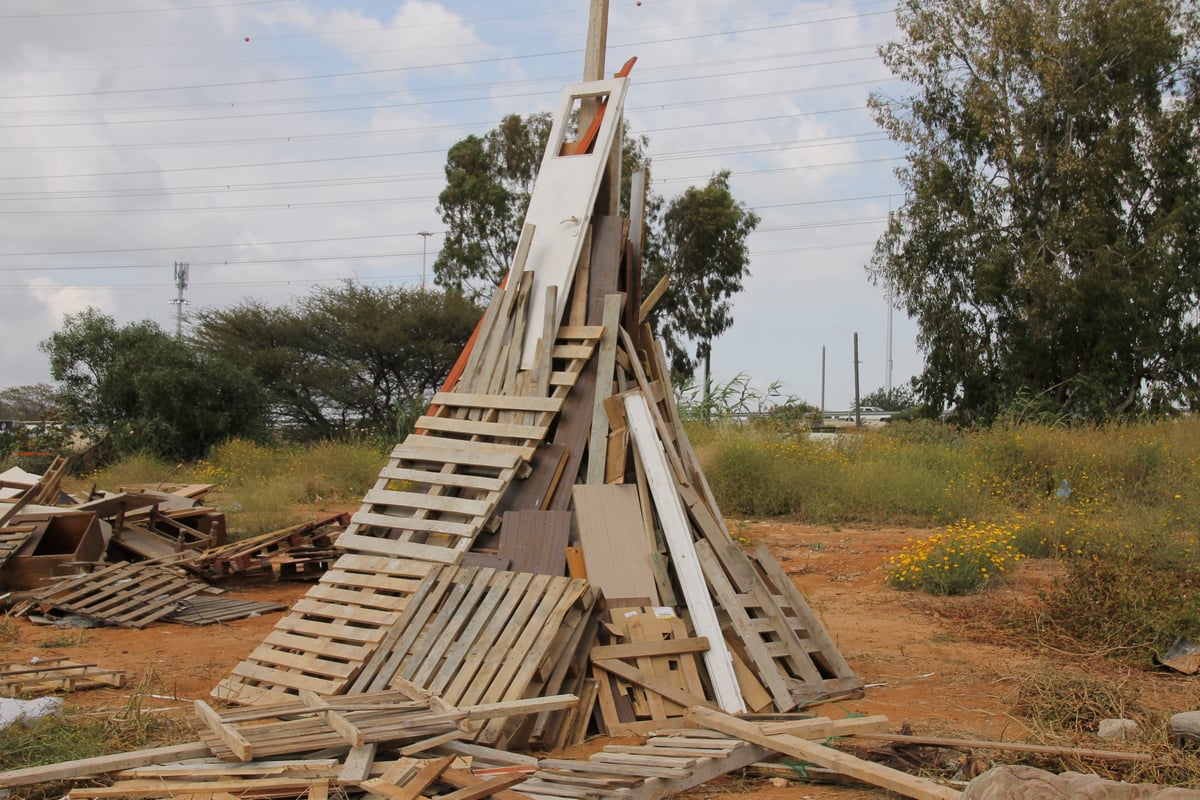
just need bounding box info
[0,384,56,420]
[434,112,653,299]
[644,170,761,393]
[869,0,1200,421]
[40,309,267,460]
[193,282,480,440]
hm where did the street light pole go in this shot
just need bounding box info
[418,231,432,290]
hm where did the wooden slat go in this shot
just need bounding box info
[686,708,962,800]
[415,416,549,443]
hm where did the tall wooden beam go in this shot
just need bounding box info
[581,0,620,217]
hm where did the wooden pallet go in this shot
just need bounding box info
[336,438,523,564]
[213,555,439,705]
[591,608,709,735]
[194,690,577,762]
[346,564,593,748]
[166,595,288,626]
[0,658,125,696]
[21,562,208,629]
[190,514,345,580]
[519,727,773,800]
[692,529,863,709]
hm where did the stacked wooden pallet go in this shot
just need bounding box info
[187,513,345,580]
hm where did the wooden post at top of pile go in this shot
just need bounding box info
[582,0,620,217]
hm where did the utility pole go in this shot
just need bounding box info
[885,281,894,393]
[853,332,861,427]
[418,231,432,290]
[171,261,189,338]
[820,345,826,423]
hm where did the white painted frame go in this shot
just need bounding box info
[517,76,630,369]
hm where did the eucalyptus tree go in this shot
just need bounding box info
[870,0,1200,420]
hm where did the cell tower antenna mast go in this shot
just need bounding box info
[171,261,189,338]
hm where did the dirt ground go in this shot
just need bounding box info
[1,522,1190,798]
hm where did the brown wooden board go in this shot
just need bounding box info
[499,510,571,576]
[572,485,658,603]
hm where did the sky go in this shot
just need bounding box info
[0,0,918,413]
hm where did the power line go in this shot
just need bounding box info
[0,127,889,199]
[0,0,295,19]
[0,231,441,258]
[0,61,892,131]
[0,12,894,101]
[6,46,881,118]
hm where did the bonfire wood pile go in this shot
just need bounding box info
[0,47,977,800]
[211,70,861,746]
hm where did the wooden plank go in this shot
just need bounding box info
[361,755,453,800]
[532,284,559,397]
[0,742,213,789]
[339,744,378,784]
[194,700,254,762]
[585,293,625,484]
[572,484,658,603]
[685,708,963,800]
[500,510,571,576]
[441,768,538,800]
[390,439,523,471]
[431,393,563,413]
[618,330,689,487]
[564,546,587,580]
[592,659,716,712]
[495,444,567,516]
[590,637,709,661]
[438,774,529,800]
[415,416,548,443]
[348,512,474,538]
[623,391,745,714]
[361,489,490,518]
[377,466,505,493]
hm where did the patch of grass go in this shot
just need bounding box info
[1014,664,1137,735]
[0,667,194,800]
[1031,533,1200,658]
[81,452,177,494]
[92,438,386,539]
[37,630,90,649]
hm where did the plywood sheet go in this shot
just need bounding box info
[572,484,659,604]
[499,510,571,576]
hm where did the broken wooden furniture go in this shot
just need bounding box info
[0,511,106,591]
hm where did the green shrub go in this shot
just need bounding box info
[887,520,1026,595]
